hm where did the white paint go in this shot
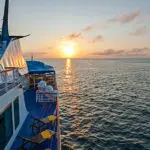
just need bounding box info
[0,39,28,74]
[0,86,28,150]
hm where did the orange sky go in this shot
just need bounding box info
[4,0,150,59]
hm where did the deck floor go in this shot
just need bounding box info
[11,90,58,150]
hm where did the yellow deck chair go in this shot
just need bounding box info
[31,115,57,133]
[18,130,55,149]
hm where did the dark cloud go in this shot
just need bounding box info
[107,9,141,24]
[101,25,108,29]
[92,47,150,57]
[83,25,93,32]
[91,35,103,43]
[129,26,147,36]
[67,32,82,40]
[93,49,125,55]
[131,47,150,53]
[107,18,118,23]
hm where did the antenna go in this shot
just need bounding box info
[2,0,9,40]
[31,53,34,61]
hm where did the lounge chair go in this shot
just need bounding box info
[18,129,55,150]
[30,115,57,133]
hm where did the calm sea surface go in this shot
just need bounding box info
[43,58,150,150]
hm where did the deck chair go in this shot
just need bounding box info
[18,129,55,150]
[30,115,57,133]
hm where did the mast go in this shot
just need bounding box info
[2,0,9,41]
[0,0,30,42]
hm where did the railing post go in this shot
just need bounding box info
[17,68,20,84]
[13,69,16,86]
[4,72,8,92]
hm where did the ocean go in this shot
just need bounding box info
[43,58,150,150]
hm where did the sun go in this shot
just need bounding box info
[63,45,74,57]
[61,41,76,58]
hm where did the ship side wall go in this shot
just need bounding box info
[0,87,28,150]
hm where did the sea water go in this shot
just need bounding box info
[43,58,150,150]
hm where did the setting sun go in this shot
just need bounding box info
[63,45,74,57]
[60,41,76,58]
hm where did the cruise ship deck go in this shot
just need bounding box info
[0,0,60,149]
[11,89,59,150]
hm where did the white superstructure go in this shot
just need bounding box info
[0,0,29,149]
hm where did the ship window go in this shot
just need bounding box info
[0,104,13,149]
[0,117,5,149]
[13,97,20,129]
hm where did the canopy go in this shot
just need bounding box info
[26,60,55,74]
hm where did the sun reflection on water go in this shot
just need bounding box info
[65,58,71,77]
[61,59,91,149]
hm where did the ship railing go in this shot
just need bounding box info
[36,91,57,103]
[56,98,61,150]
[0,68,20,96]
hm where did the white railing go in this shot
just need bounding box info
[0,68,20,96]
[36,91,57,103]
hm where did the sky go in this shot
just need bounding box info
[0,0,150,58]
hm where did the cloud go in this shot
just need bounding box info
[92,47,150,57]
[93,49,125,55]
[107,18,118,23]
[136,15,150,24]
[91,35,103,43]
[101,25,108,29]
[136,18,145,24]
[129,26,147,36]
[131,47,150,53]
[67,32,82,40]
[83,25,93,32]
[107,9,141,24]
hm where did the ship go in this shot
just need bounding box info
[0,0,61,149]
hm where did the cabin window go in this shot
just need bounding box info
[0,104,13,149]
[13,97,20,129]
[0,117,5,149]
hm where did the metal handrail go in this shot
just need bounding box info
[57,98,61,150]
[36,92,57,103]
[0,68,20,96]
